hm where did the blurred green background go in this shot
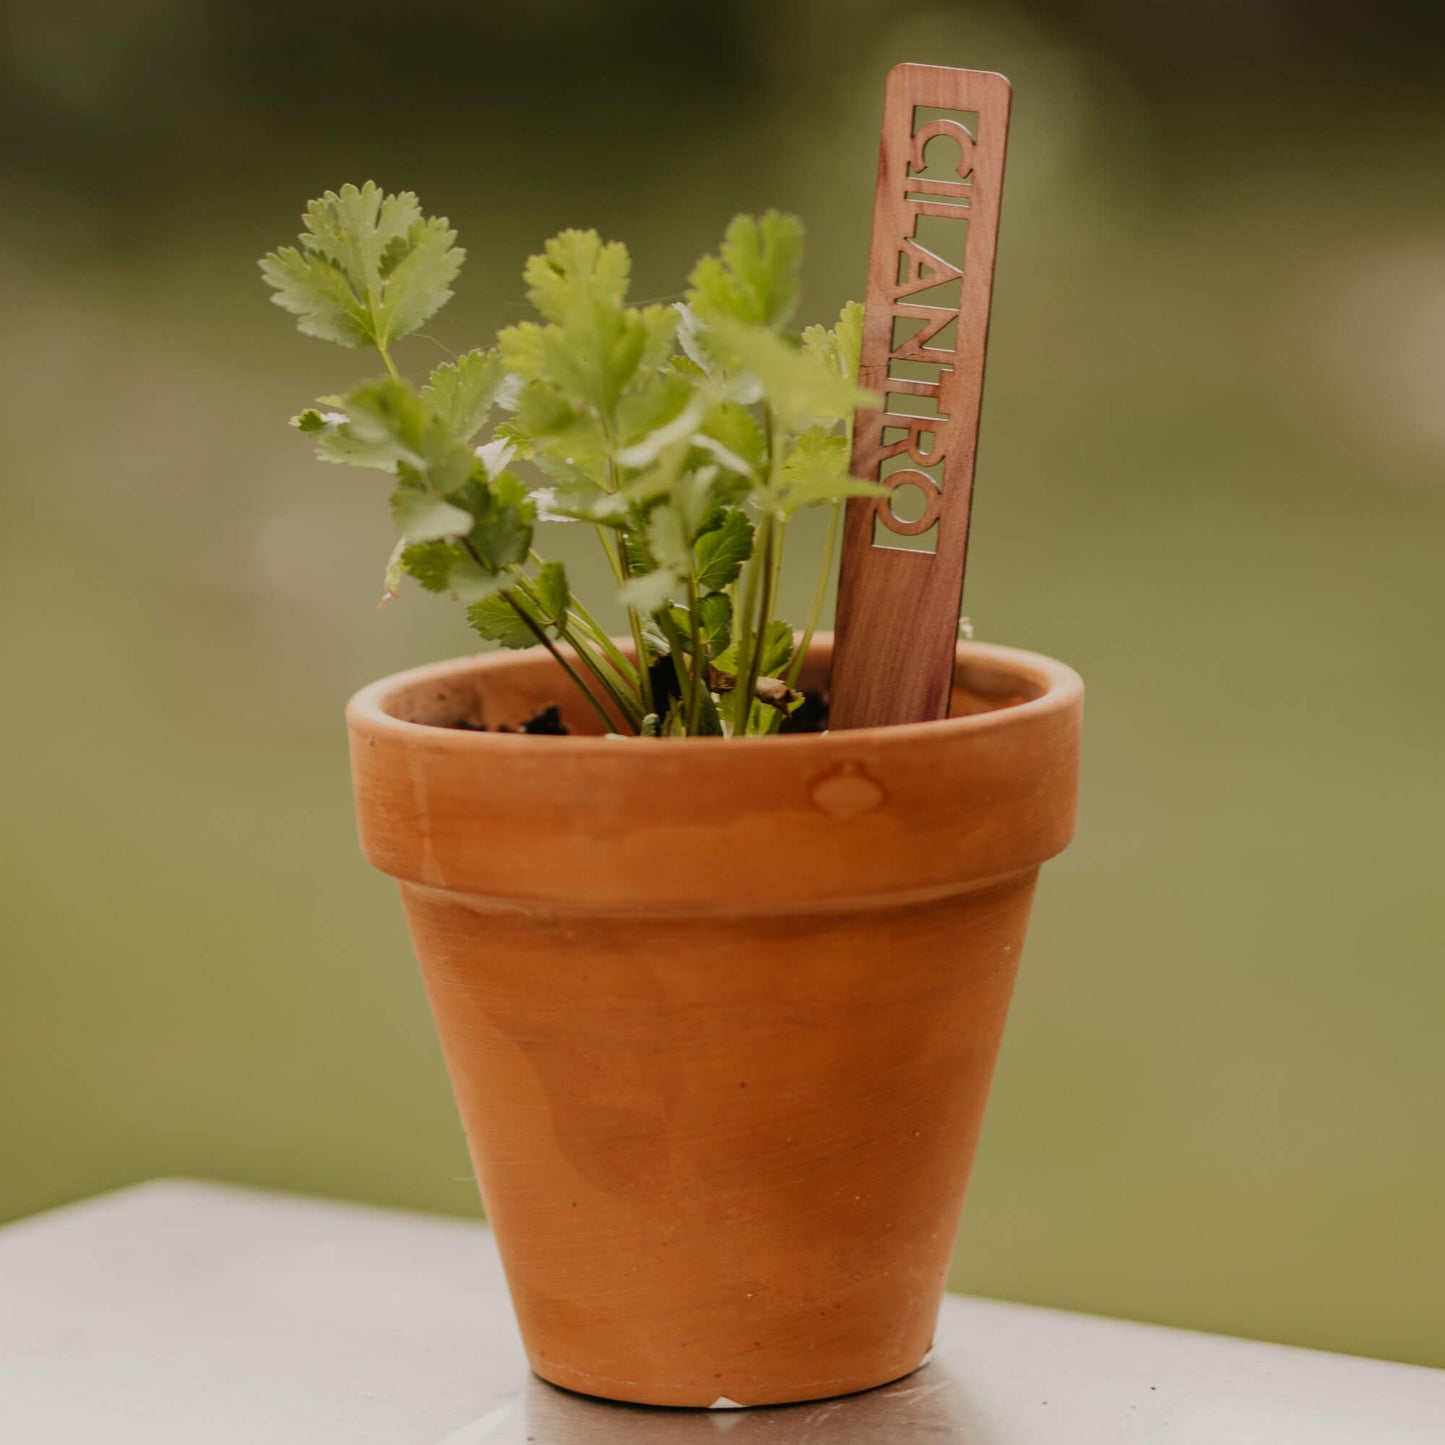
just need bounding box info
[3,0,1442,1370]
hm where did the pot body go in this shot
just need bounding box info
[348,637,1082,1408]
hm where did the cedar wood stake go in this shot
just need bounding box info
[830,65,1012,728]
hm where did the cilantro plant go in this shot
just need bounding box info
[261,182,882,737]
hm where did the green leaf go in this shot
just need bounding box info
[509,382,610,488]
[691,433,754,479]
[400,541,456,592]
[623,534,652,577]
[467,592,542,648]
[640,612,672,659]
[291,404,399,470]
[261,182,463,352]
[646,505,693,576]
[533,561,569,622]
[502,304,673,420]
[502,232,674,418]
[713,618,794,679]
[618,569,679,613]
[691,688,726,736]
[300,182,420,290]
[615,396,706,471]
[697,591,732,656]
[475,436,517,480]
[390,486,474,544]
[705,319,872,432]
[339,380,430,466]
[758,618,795,676]
[616,370,696,453]
[635,303,681,374]
[698,401,765,473]
[677,466,726,540]
[572,306,673,413]
[785,474,889,516]
[421,349,507,442]
[510,381,575,436]
[462,472,533,571]
[778,428,887,516]
[260,246,372,349]
[630,466,725,561]
[492,471,532,511]
[644,605,705,659]
[687,212,804,331]
[535,485,629,526]
[447,553,506,604]
[382,537,406,601]
[693,508,754,590]
[523,230,631,324]
[835,300,864,378]
[497,321,547,381]
[673,303,710,371]
[375,214,463,344]
[802,299,865,380]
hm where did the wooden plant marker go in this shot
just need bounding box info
[830,64,1012,728]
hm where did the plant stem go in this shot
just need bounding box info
[375,338,401,382]
[458,538,616,732]
[786,499,841,688]
[732,510,778,737]
[767,515,788,642]
[684,572,705,734]
[604,433,656,717]
[512,575,642,729]
[569,609,640,690]
[499,590,618,733]
[749,514,780,734]
[655,610,693,732]
[729,531,763,736]
[613,536,657,717]
[596,524,625,582]
[731,403,787,738]
[526,549,640,692]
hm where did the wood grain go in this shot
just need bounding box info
[831,64,1012,729]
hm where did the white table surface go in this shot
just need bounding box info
[0,1180,1439,1443]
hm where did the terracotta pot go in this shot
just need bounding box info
[347,635,1082,1409]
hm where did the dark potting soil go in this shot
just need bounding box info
[450,704,568,735]
[777,688,830,734]
[446,691,831,736]
[646,653,831,734]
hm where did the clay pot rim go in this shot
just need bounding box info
[347,636,1082,754]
